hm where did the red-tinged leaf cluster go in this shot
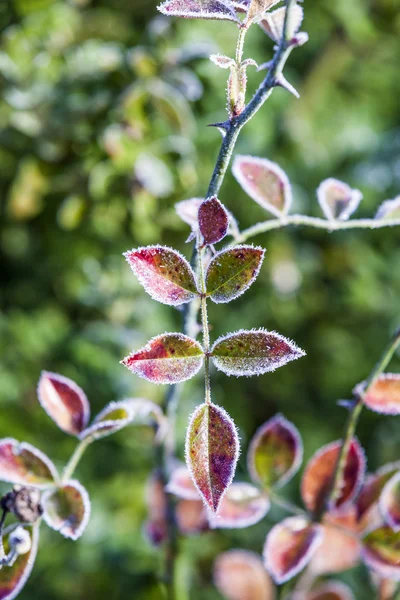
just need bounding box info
[259,4,304,43]
[198,196,229,245]
[185,402,239,514]
[211,329,305,377]
[317,178,363,222]
[263,516,323,584]
[121,333,204,385]
[42,480,91,540]
[157,0,239,23]
[124,245,198,306]
[232,155,292,218]
[0,439,58,488]
[0,525,40,600]
[210,483,270,529]
[361,374,400,415]
[214,550,275,600]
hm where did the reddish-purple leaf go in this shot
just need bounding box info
[232,155,292,217]
[214,550,275,600]
[247,0,281,23]
[0,438,58,488]
[362,374,400,415]
[259,5,304,43]
[380,471,400,532]
[124,245,198,306]
[198,196,229,245]
[317,178,363,221]
[185,402,240,514]
[356,462,400,529]
[362,527,400,580]
[376,196,400,221]
[175,500,208,535]
[263,516,323,584]
[248,414,303,489]
[166,464,201,500]
[301,439,366,515]
[121,333,204,385]
[209,482,270,529]
[211,329,305,377]
[42,480,91,540]
[206,246,265,304]
[37,371,90,436]
[0,524,40,600]
[307,582,355,600]
[157,0,239,22]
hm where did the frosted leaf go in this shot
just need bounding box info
[185,402,240,514]
[210,54,236,69]
[209,482,270,529]
[0,524,39,600]
[247,0,281,23]
[198,196,229,245]
[121,333,204,385]
[157,0,239,22]
[263,516,323,584]
[166,464,200,500]
[317,178,363,221]
[375,196,400,220]
[248,414,303,489]
[361,374,400,415]
[214,550,275,600]
[356,462,400,529]
[232,155,292,217]
[308,582,355,600]
[124,245,198,306]
[380,472,400,532]
[176,197,239,241]
[206,246,265,303]
[259,5,304,43]
[0,438,58,488]
[362,527,400,581]
[37,371,90,436]
[42,480,91,541]
[211,329,305,377]
[175,500,208,535]
[301,438,366,515]
[232,0,250,13]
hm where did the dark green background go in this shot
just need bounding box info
[1,0,400,598]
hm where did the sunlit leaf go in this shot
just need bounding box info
[380,472,400,532]
[356,462,400,530]
[210,54,236,69]
[198,196,229,245]
[175,500,208,535]
[362,374,400,415]
[317,178,363,221]
[42,480,91,540]
[209,482,270,529]
[206,246,265,303]
[247,0,281,23]
[232,155,292,218]
[166,464,200,500]
[175,197,203,228]
[37,371,90,436]
[263,516,323,584]
[307,581,355,600]
[248,414,303,489]
[124,245,198,306]
[211,329,305,377]
[121,333,204,384]
[157,0,239,22]
[214,549,275,600]
[301,438,366,515]
[259,4,304,43]
[362,527,400,580]
[185,402,240,514]
[375,196,400,221]
[0,438,58,488]
[0,524,39,600]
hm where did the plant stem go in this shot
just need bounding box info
[269,491,305,517]
[62,438,91,482]
[236,214,400,242]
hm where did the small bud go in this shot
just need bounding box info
[9,526,32,556]
[1,486,43,523]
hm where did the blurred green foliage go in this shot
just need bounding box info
[1,0,400,598]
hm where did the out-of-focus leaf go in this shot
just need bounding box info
[362,374,400,415]
[198,196,229,245]
[317,178,363,221]
[209,482,270,529]
[259,5,304,42]
[42,480,91,540]
[37,371,90,437]
[0,524,39,600]
[362,527,400,580]
[375,196,400,220]
[166,464,200,500]
[185,402,239,514]
[211,329,305,377]
[0,438,58,488]
[157,0,239,23]
[121,333,204,384]
[210,54,236,69]
[247,0,280,23]
[232,155,292,218]
[144,472,168,547]
[380,471,400,532]
[263,516,322,584]
[124,245,199,306]
[175,499,208,534]
[307,582,355,600]
[135,153,174,198]
[248,414,303,489]
[214,549,275,600]
[356,462,400,531]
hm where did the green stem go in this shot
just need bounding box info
[62,438,91,483]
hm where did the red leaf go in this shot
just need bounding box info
[209,482,270,529]
[0,438,58,488]
[0,524,40,600]
[317,178,363,221]
[380,471,400,532]
[185,402,240,514]
[263,516,322,584]
[301,439,366,515]
[198,196,229,245]
[248,414,303,489]
[42,480,91,540]
[158,0,239,22]
[214,550,275,600]
[362,527,400,580]
[121,333,204,384]
[232,155,292,217]
[124,245,198,306]
[362,374,400,415]
[307,581,355,600]
[37,371,90,436]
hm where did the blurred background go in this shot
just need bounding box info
[1,0,400,598]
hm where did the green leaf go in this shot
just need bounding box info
[362,527,400,580]
[43,480,91,540]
